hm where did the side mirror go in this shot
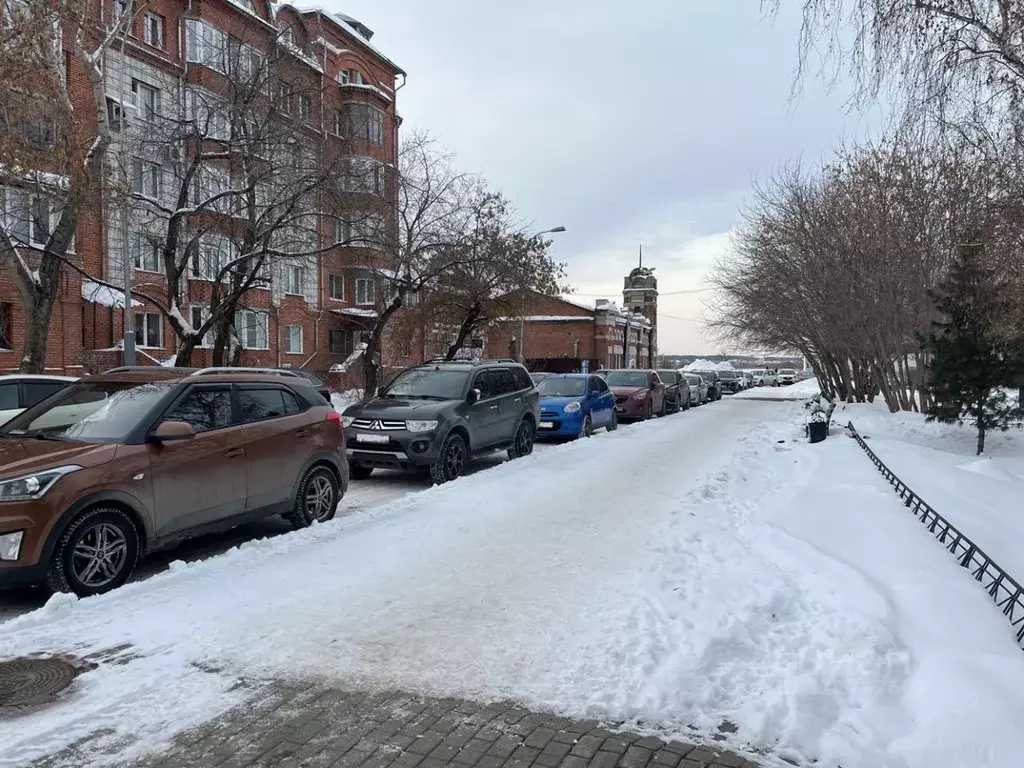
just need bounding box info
[467,388,481,404]
[151,420,196,443]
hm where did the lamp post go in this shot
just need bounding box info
[519,226,565,363]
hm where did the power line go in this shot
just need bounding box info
[565,287,712,298]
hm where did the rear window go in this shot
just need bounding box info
[656,371,678,383]
[605,371,650,387]
[23,380,70,408]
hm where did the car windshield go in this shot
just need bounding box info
[718,371,737,379]
[779,369,796,375]
[537,377,586,397]
[605,371,649,387]
[656,371,678,383]
[694,371,715,379]
[381,368,469,400]
[0,381,175,443]
[685,375,701,385]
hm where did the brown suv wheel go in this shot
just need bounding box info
[287,465,340,530]
[47,507,140,597]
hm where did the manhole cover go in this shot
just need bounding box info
[0,658,78,708]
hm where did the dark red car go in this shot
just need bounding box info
[605,369,666,420]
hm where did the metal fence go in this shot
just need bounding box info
[846,421,1024,650]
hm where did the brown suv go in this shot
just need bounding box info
[0,369,347,597]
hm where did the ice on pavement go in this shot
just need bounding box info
[3,399,1024,768]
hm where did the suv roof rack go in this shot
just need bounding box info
[104,366,197,374]
[191,367,302,378]
[418,357,520,366]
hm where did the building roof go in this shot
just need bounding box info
[297,7,406,76]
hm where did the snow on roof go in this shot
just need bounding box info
[683,358,735,372]
[331,307,378,318]
[81,280,142,308]
[559,295,596,311]
[493,315,593,323]
[297,7,405,74]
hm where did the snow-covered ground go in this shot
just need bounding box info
[733,378,820,399]
[837,399,1024,583]
[4,400,1024,768]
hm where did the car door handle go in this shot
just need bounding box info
[488,404,499,410]
[294,428,312,438]
[224,447,244,458]
[513,397,521,403]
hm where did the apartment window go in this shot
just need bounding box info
[234,309,269,349]
[279,84,291,115]
[298,94,310,120]
[333,109,343,136]
[278,21,294,47]
[0,303,11,350]
[355,278,375,306]
[190,89,229,141]
[29,196,50,245]
[185,20,227,73]
[234,43,264,81]
[131,232,162,272]
[131,80,160,122]
[336,212,383,248]
[329,274,344,300]
[132,159,162,198]
[195,166,230,211]
[284,325,303,354]
[343,156,383,195]
[337,70,350,85]
[329,329,350,355]
[192,234,235,280]
[0,188,67,248]
[284,265,303,295]
[346,104,383,144]
[135,311,162,348]
[189,305,214,347]
[143,13,164,49]
[25,112,55,147]
[114,0,127,20]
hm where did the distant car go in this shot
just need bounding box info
[594,369,610,379]
[342,359,540,484]
[655,369,690,413]
[777,368,797,385]
[717,370,742,395]
[742,371,754,388]
[683,373,707,406]
[530,372,553,384]
[749,369,777,387]
[605,369,666,420]
[0,375,78,426]
[536,373,617,438]
[693,371,723,401]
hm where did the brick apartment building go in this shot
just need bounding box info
[484,266,658,370]
[0,2,417,380]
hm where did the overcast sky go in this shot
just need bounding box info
[323,0,884,354]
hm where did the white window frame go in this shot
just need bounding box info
[1,188,72,250]
[347,104,383,144]
[190,89,230,141]
[185,19,227,74]
[234,309,269,350]
[284,324,303,354]
[195,166,231,212]
[298,94,310,120]
[131,79,160,123]
[284,264,304,295]
[143,12,164,49]
[135,311,163,349]
[333,109,344,136]
[343,156,383,195]
[132,158,163,198]
[336,212,383,249]
[329,273,344,301]
[131,232,162,273]
[355,277,375,306]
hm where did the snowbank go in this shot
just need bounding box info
[683,358,734,371]
[4,400,1024,768]
[330,389,362,411]
[839,399,1024,582]
[733,377,821,399]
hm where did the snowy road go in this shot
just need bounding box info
[4,399,1024,768]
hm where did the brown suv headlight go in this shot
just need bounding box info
[0,465,83,502]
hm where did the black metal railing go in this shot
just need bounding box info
[846,421,1024,650]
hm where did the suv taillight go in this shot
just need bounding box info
[326,411,343,430]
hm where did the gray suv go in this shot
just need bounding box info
[342,360,541,484]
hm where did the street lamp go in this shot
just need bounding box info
[519,226,566,362]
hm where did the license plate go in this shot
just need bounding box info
[356,433,389,444]
[539,421,554,429]
[616,406,625,413]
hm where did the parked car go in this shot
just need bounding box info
[0,375,78,427]
[0,369,346,597]
[192,366,331,402]
[683,373,707,406]
[342,359,540,484]
[777,368,797,385]
[693,371,723,401]
[536,374,617,438]
[655,370,690,413]
[604,369,666,420]
[742,371,754,388]
[594,369,610,379]
[748,369,778,387]
[530,372,553,385]
[717,370,742,395]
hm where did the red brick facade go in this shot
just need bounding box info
[0,3,410,384]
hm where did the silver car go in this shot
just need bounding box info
[683,373,707,405]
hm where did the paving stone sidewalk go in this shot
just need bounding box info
[52,682,763,768]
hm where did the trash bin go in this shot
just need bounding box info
[808,420,828,443]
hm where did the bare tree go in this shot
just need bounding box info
[428,191,568,360]
[0,0,133,371]
[331,132,480,396]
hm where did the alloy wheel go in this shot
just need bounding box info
[446,441,465,478]
[72,523,128,589]
[304,474,336,522]
[515,422,534,455]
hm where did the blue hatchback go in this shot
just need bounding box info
[536,373,617,438]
